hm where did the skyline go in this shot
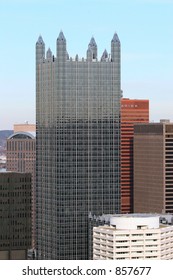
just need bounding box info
[1,0,173,130]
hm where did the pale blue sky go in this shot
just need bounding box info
[1,0,173,129]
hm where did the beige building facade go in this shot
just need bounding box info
[6,132,35,175]
[14,123,36,133]
[93,214,173,260]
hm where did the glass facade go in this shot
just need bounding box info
[36,32,121,259]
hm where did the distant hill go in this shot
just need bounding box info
[0,130,13,148]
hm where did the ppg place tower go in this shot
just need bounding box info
[36,31,121,259]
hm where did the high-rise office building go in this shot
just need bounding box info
[0,172,32,260]
[36,31,121,259]
[134,121,173,214]
[120,98,149,213]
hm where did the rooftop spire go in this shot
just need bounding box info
[46,48,52,59]
[111,32,120,62]
[57,31,66,42]
[36,35,44,45]
[101,49,108,61]
[87,36,97,60]
[88,37,97,48]
[112,32,120,44]
[56,31,67,59]
[36,35,45,63]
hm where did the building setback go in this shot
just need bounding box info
[134,121,173,213]
[36,31,121,259]
[120,98,149,213]
[0,172,32,260]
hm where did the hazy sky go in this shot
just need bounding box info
[1,0,173,130]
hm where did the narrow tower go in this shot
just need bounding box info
[36,36,45,65]
[87,37,97,60]
[111,32,120,62]
[56,31,66,60]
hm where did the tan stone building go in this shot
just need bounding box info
[6,131,35,175]
[134,121,173,213]
[14,123,36,133]
[6,129,36,247]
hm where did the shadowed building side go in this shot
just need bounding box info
[0,172,32,260]
[134,121,173,214]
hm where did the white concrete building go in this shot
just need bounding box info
[93,214,173,260]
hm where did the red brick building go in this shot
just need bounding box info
[121,98,149,213]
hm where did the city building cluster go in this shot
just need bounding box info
[0,31,173,260]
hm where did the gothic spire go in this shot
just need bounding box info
[56,31,67,59]
[57,31,66,42]
[111,32,120,44]
[88,37,97,48]
[88,36,97,60]
[111,32,120,62]
[101,49,108,61]
[36,35,45,63]
[36,35,45,45]
[46,48,52,59]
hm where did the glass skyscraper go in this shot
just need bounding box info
[36,31,121,259]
